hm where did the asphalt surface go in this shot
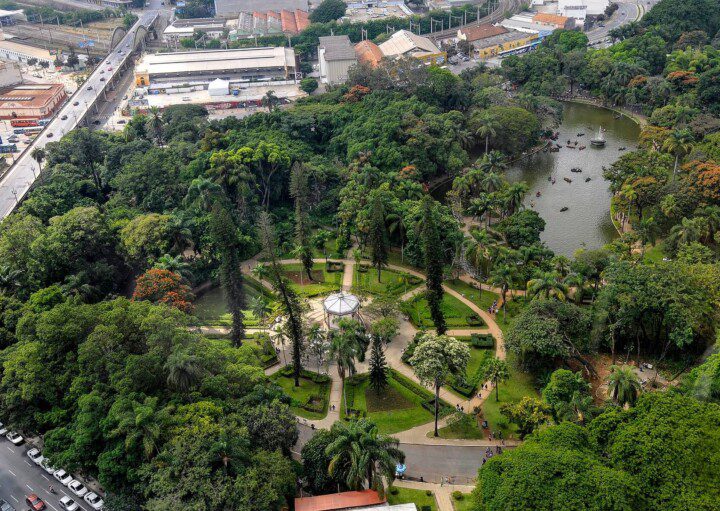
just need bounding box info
[0,437,91,511]
[0,9,160,220]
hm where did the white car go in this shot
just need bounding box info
[26,448,44,465]
[60,495,80,511]
[40,458,56,474]
[84,492,104,510]
[0,421,6,436]
[68,479,88,498]
[53,469,73,486]
[6,431,23,445]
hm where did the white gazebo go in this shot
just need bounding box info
[322,292,361,328]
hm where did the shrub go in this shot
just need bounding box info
[390,487,399,495]
[452,491,463,500]
[466,313,484,326]
[470,333,495,349]
[425,490,433,497]
[299,77,318,94]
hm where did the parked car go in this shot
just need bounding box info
[53,469,73,486]
[6,431,23,445]
[84,492,104,510]
[25,494,45,511]
[59,496,79,511]
[0,421,7,436]
[0,498,15,511]
[40,458,56,474]
[46,132,53,138]
[68,480,88,498]
[105,60,111,64]
[61,115,68,120]
[27,448,44,465]
[73,101,79,106]
[87,86,93,91]
[117,119,126,124]
[100,77,106,82]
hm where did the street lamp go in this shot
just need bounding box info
[10,188,18,204]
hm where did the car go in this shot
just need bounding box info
[73,101,79,106]
[105,59,110,64]
[100,77,105,81]
[100,70,104,74]
[92,120,101,125]
[68,479,88,498]
[61,115,68,120]
[53,469,73,486]
[40,458,56,474]
[87,86,93,91]
[84,492,104,510]
[59,496,79,511]
[6,431,23,445]
[0,497,15,511]
[27,448,44,465]
[117,119,126,124]
[122,95,128,100]
[107,67,112,71]
[46,132,53,138]
[25,494,45,511]
[7,136,18,143]
[117,50,123,54]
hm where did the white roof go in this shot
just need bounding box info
[0,39,52,61]
[379,30,440,58]
[136,47,295,76]
[208,78,229,93]
[323,292,360,316]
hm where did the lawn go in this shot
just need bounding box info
[281,262,344,297]
[437,413,486,440]
[352,266,423,297]
[272,368,331,420]
[387,248,423,271]
[402,292,485,329]
[480,354,538,439]
[193,283,272,327]
[444,279,524,334]
[643,243,666,264]
[451,493,476,511]
[341,370,451,434]
[388,487,438,511]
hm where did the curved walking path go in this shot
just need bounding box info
[242,252,518,446]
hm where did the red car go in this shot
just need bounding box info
[26,494,46,511]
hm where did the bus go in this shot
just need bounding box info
[10,119,39,128]
[38,119,52,126]
[13,126,42,135]
[0,144,18,154]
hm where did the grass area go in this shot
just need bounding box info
[352,266,423,297]
[282,262,344,297]
[480,354,538,439]
[643,243,666,264]
[341,370,450,434]
[402,292,485,329]
[444,278,524,334]
[451,493,476,511]
[271,369,331,420]
[388,487,438,511]
[387,248,422,271]
[194,283,270,327]
[437,413,487,439]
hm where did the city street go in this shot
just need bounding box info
[0,439,91,511]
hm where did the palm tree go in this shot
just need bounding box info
[503,182,528,216]
[551,255,571,277]
[472,111,500,154]
[31,147,46,171]
[0,265,21,294]
[480,171,504,194]
[183,177,222,211]
[386,212,406,263]
[164,350,203,392]
[329,328,360,413]
[668,217,709,250]
[146,106,164,144]
[607,365,642,407]
[465,228,497,280]
[483,357,510,402]
[483,150,508,174]
[526,271,568,301]
[250,295,271,331]
[251,263,272,285]
[306,323,327,372]
[261,90,279,112]
[636,216,660,251]
[557,391,594,424]
[619,183,637,229]
[563,272,587,304]
[696,206,720,242]
[662,128,694,175]
[326,419,404,492]
[154,254,192,280]
[312,229,333,263]
[467,193,493,226]
[489,264,516,321]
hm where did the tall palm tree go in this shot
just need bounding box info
[662,128,694,175]
[387,212,406,263]
[563,272,587,304]
[620,183,637,229]
[483,357,510,402]
[329,328,360,413]
[480,171,504,193]
[146,106,164,144]
[668,217,709,250]
[467,193,493,226]
[250,295,271,331]
[31,147,46,170]
[154,254,192,280]
[164,350,203,392]
[489,264,516,321]
[472,111,500,154]
[261,90,279,112]
[551,255,571,277]
[695,206,720,242]
[503,182,528,216]
[465,228,497,280]
[607,365,642,407]
[326,419,404,492]
[526,271,568,301]
[183,177,222,211]
[483,150,508,174]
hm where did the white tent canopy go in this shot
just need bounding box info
[323,292,360,317]
[208,78,229,96]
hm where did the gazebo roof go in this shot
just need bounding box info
[323,292,360,316]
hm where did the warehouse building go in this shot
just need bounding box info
[214,0,309,18]
[354,39,384,68]
[318,35,357,85]
[0,83,67,119]
[473,30,539,58]
[229,9,309,38]
[378,30,446,65]
[163,18,226,44]
[134,47,298,89]
[0,32,54,66]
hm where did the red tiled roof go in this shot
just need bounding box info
[295,490,385,511]
[279,9,309,34]
[533,13,571,27]
[355,40,384,68]
[295,9,309,31]
[459,23,507,42]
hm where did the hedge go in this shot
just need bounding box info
[470,333,494,349]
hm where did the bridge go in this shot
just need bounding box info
[0,10,161,220]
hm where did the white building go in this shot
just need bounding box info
[318,35,357,85]
[0,61,21,88]
[378,30,446,65]
[501,13,557,34]
[0,32,53,66]
[163,18,226,44]
[558,0,609,25]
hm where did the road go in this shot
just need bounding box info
[586,0,662,45]
[0,9,160,220]
[0,439,91,511]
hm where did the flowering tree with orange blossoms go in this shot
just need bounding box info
[683,160,720,204]
[132,269,194,314]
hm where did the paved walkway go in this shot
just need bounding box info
[393,479,476,511]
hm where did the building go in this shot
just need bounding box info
[354,39,384,68]
[457,23,508,44]
[379,30,446,65]
[0,83,67,120]
[473,30,539,58]
[214,0,309,18]
[0,33,54,66]
[134,47,298,89]
[0,61,22,88]
[83,0,133,7]
[295,490,416,511]
[500,13,557,34]
[0,9,26,26]
[344,1,413,23]
[230,9,309,38]
[163,18,226,44]
[532,13,575,30]
[557,0,608,26]
[318,35,357,85]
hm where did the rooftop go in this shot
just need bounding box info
[532,12,572,26]
[295,490,384,511]
[136,47,296,75]
[214,0,309,17]
[473,29,534,49]
[0,83,65,108]
[323,292,360,316]
[379,30,441,57]
[355,40,384,67]
[458,23,508,42]
[0,37,53,60]
[319,35,357,61]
